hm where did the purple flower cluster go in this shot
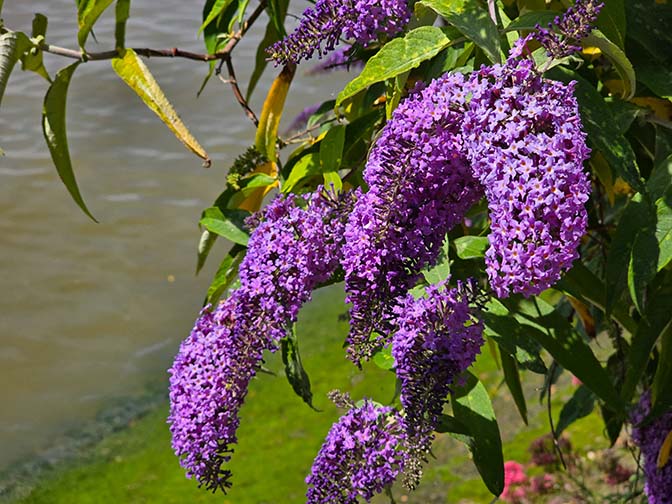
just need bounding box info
[306,400,408,503]
[534,0,604,58]
[268,0,410,65]
[169,189,355,490]
[463,55,591,297]
[168,297,260,492]
[392,278,484,448]
[342,72,483,363]
[631,392,672,504]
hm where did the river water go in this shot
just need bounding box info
[0,0,347,469]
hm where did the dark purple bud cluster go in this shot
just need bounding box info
[305,400,408,503]
[534,0,604,58]
[168,189,355,490]
[342,72,483,363]
[392,278,484,448]
[631,392,672,504]
[463,55,591,298]
[267,0,410,65]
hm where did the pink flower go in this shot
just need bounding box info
[501,461,528,503]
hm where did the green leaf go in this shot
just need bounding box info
[197,0,236,96]
[19,14,50,81]
[417,0,501,63]
[556,385,596,435]
[547,67,642,192]
[0,31,32,109]
[454,235,488,260]
[622,287,672,405]
[111,49,210,165]
[372,346,395,370]
[282,152,320,194]
[423,237,450,285]
[196,228,217,274]
[436,414,471,436]
[506,297,624,411]
[199,207,250,246]
[627,200,658,314]
[206,244,246,304]
[655,192,672,272]
[42,62,97,221]
[199,0,235,33]
[281,326,318,410]
[651,322,672,416]
[319,124,346,173]
[500,348,528,425]
[77,0,115,48]
[596,0,626,49]
[607,193,655,315]
[115,0,131,49]
[336,26,455,107]
[505,11,558,32]
[625,0,672,65]
[635,61,672,100]
[452,372,504,497]
[583,30,636,100]
[322,171,343,193]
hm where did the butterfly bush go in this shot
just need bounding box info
[463,50,591,298]
[342,72,483,363]
[391,278,484,486]
[268,0,410,65]
[631,392,672,504]
[168,189,354,490]
[534,0,604,58]
[305,400,408,503]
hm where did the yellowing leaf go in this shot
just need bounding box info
[631,97,672,122]
[237,161,278,212]
[255,64,296,162]
[658,430,672,469]
[111,49,210,165]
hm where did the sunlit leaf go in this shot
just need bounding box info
[255,64,295,162]
[0,31,32,109]
[199,207,250,246]
[454,235,488,260]
[282,152,320,194]
[77,0,114,48]
[206,244,246,305]
[199,0,235,33]
[111,49,210,165]
[42,62,97,221]
[247,0,288,101]
[282,326,318,410]
[115,0,131,49]
[583,30,636,100]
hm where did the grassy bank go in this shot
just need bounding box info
[10,284,617,503]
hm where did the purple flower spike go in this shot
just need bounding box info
[268,0,410,65]
[306,400,408,503]
[342,72,482,363]
[534,0,605,58]
[392,279,484,450]
[631,392,672,504]
[463,56,591,298]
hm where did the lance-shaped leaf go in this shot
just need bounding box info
[0,31,32,110]
[282,152,320,194]
[556,385,596,436]
[199,207,250,246]
[77,0,114,48]
[205,244,246,305]
[583,30,636,100]
[200,0,235,33]
[500,348,527,425]
[651,322,672,417]
[111,49,210,165]
[255,64,295,162]
[42,62,97,221]
[416,0,501,63]
[281,326,318,410]
[452,372,504,497]
[115,0,130,49]
[656,192,672,272]
[336,26,456,107]
[454,235,488,260]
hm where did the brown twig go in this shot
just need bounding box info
[32,0,268,126]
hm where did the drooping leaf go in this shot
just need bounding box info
[454,235,488,260]
[336,26,455,107]
[452,372,504,497]
[281,326,318,410]
[583,30,636,100]
[199,0,235,33]
[255,64,296,162]
[500,348,528,425]
[111,49,210,165]
[42,62,97,221]
[0,31,32,109]
[556,385,596,435]
[206,244,246,305]
[77,0,115,48]
[196,229,217,274]
[505,297,623,411]
[199,207,250,246]
[547,67,642,192]
[417,0,501,63]
[115,0,131,49]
